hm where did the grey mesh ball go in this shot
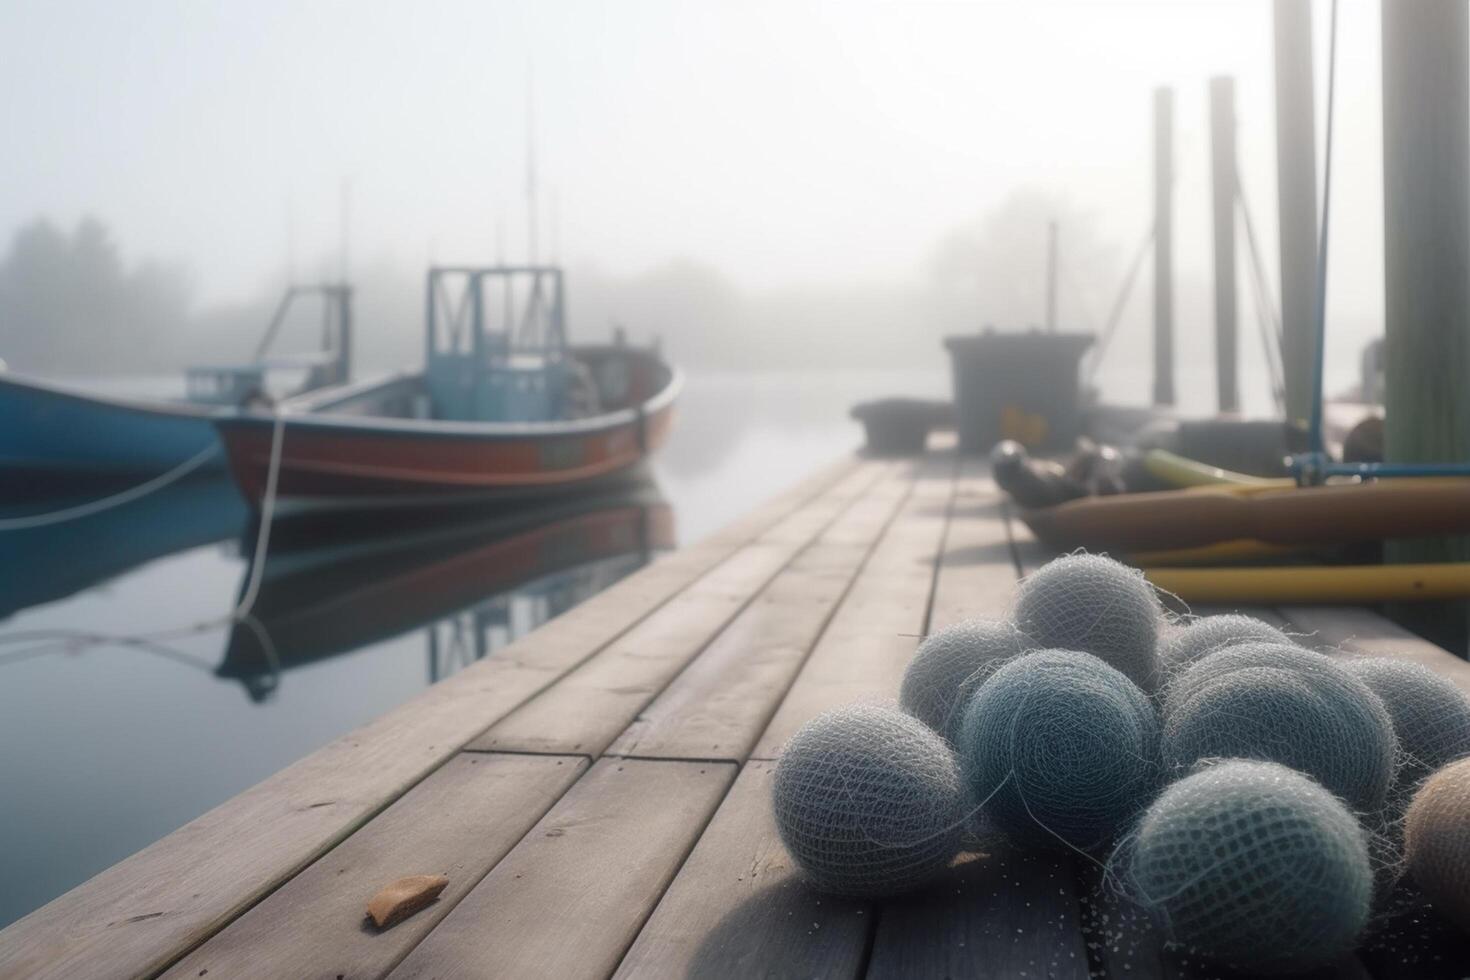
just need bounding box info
[1164,655,1398,813]
[900,619,1032,743]
[1012,553,1163,690]
[1159,614,1293,672]
[1344,657,1470,793]
[772,704,963,897]
[958,649,1161,852]
[1126,759,1371,972]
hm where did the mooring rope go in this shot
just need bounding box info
[0,442,219,531]
[0,409,291,667]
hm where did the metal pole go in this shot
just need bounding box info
[1274,0,1319,427]
[1209,76,1239,414]
[1046,220,1058,333]
[1382,0,1470,566]
[1152,87,1175,407]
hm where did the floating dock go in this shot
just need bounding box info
[3,440,1468,979]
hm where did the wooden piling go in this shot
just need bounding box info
[1210,76,1239,414]
[1273,0,1318,427]
[1153,87,1175,407]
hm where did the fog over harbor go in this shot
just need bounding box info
[2,1,1385,407]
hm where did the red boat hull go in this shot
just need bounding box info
[215,347,679,508]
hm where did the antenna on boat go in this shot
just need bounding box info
[285,189,298,286]
[339,177,352,286]
[526,59,539,266]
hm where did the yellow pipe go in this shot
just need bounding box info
[1144,563,1470,604]
[1128,539,1304,566]
[1144,449,1293,490]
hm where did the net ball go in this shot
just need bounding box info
[1161,640,1333,716]
[1164,652,1397,813]
[958,649,1160,852]
[772,704,963,897]
[900,619,1031,743]
[1127,759,1372,973]
[1013,553,1163,690]
[1159,614,1292,672]
[1404,756,1470,931]
[1343,657,1470,794]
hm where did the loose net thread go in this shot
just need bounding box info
[772,703,965,897]
[1010,552,1164,692]
[959,649,1162,854]
[1114,759,1372,973]
[1161,642,1399,815]
[899,619,1033,744]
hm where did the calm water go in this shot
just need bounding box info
[0,369,942,928]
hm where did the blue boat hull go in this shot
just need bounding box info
[0,373,226,477]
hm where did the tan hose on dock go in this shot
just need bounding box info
[1145,563,1470,604]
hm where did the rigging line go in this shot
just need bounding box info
[1084,224,1156,382]
[1235,177,1286,351]
[0,443,218,531]
[1308,0,1341,459]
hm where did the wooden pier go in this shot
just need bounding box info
[3,442,1469,979]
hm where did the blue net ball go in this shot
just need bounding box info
[958,649,1161,852]
[900,619,1032,743]
[1126,759,1372,973]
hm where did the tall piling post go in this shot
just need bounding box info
[1153,87,1175,407]
[1273,0,1319,427]
[1046,220,1058,333]
[1383,0,1470,570]
[1209,77,1239,414]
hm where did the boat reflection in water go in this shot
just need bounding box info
[0,475,249,621]
[216,483,674,701]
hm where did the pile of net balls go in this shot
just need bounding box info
[771,552,1470,973]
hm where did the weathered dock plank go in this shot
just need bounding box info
[864,471,1092,980]
[751,455,955,758]
[611,760,869,980]
[607,469,913,762]
[468,462,892,757]
[0,457,857,980]
[161,752,587,980]
[387,758,734,980]
[1279,605,1470,696]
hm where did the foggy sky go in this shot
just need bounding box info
[1,1,1388,401]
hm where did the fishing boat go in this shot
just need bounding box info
[0,284,352,480]
[214,266,681,509]
[216,484,674,700]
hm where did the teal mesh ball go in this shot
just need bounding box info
[900,619,1032,743]
[1164,653,1397,813]
[1126,759,1371,973]
[958,649,1161,852]
[1013,553,1163,690]
[1161,640,1334,717]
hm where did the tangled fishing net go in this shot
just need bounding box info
[958,649,1161,852]
[1158,614,1293,672]
[1164,648,1398,813]
[899,619,1032,743]
[772,703,963,896]
[1405,756,1470,931]
[1124,759,1371,973]
[1342,657,1470,797]
[1012,553,1163,691]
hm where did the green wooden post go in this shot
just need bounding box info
[1273,0,1318,427]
